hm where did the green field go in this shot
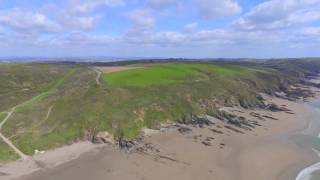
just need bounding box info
[103,63,253,87]
[0,60,319,159]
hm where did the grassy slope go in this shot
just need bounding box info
[2,66,96,155]
[1,60,319,158]
[0,113,19,161]
[0,64,72,112]
[0,112,6,122]
[0,139,19,162]
[98,63,285,137]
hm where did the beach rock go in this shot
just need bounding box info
[178,126,192,134]
[262,115,278,120]
[224,125,244,134]
[178,114,215,127]
[135,142,160,154]
[92,131,114,144]
[250,112,264,120]
[266,103,291,112]
[205,137,214,141]
[210,128,224,134]
[202,141,212,146]
[119,140,136,151]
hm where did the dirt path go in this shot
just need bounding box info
[0,133,27,159]
[0,107,28,159]
[92,68,102,85]
[44,105,54,121]
[0,108,15,129]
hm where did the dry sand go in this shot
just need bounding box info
[8,95,317,180]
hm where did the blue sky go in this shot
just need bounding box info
[0,0,319,58]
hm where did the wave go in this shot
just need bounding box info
[296,149,320,180]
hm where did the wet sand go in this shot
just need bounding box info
[11,96,317,180]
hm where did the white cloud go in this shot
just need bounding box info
[122,26,283,48]
[234,0,320,30]
[68,0,125,14]
[300,26,320,36]
[195,0,242,19]
[184,22,198,33]
[56,0,124,31]
[147,0,178,10]
[58,13,100,30]
[0,8,61,33]
[126,9,155,34]
[44,32,119,47]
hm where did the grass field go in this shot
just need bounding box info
[102,63,253,87]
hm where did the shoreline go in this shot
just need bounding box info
[293,98,320,180]
[6,94,318,180]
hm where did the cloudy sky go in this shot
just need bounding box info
[0,0,320,58]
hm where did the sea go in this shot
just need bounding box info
[295,97,320,180]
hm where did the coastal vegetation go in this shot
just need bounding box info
[0,59,320,159]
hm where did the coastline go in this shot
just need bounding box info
[5,94,318,180]
[292,97,320,180]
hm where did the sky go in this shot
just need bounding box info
[0,0,320,58]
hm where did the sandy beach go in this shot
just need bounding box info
[2,94,316,180]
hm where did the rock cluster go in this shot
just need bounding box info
[266,103,291,112]
[92,131,114,144]
[177,115,215,128]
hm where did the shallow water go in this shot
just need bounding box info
[295,98,320,180]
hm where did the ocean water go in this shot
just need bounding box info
[295,98,320,180]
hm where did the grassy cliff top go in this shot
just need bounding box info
[102,63,255,87]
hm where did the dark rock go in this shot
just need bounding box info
[202,141,212,146]
[118,139,137,151]
[178,126,192,134]
[266,103,291,112]
[224,125,244,134]
[210,128,224,134]
[205,137,215,141]
[262,115,278,120]
[249,112,264,120]
[178,115,215,128]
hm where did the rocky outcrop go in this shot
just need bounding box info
[266,103,291,112]
[177,114,216,128]
[92,131,114,144]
